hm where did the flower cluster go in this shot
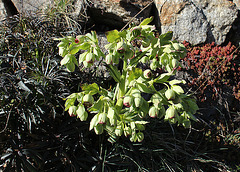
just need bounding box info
[56,18,198,142]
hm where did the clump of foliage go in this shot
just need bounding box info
[56,17,199,143]
[181,41,240,103]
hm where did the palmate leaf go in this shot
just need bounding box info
[127,68,142,82]
[88,98,103,112]
[106,30,120,43]
[159,31,173,46]
[82,83,99,95]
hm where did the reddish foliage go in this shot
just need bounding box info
[180,41,240,102]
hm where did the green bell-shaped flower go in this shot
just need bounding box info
[68,106,77,117]
[83,94,94,106]
[165,89,176,100]
[149,106,159,118]
[123,96,133,107]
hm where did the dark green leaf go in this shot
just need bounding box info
[82,83,99,95]
[136,83,154,94]
[159,31,173,45]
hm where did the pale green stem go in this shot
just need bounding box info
[115,56,128,112]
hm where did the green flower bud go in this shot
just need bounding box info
[149,106,159,118]
[107,107,117,126]
[171,58,179,68]
[89,114,99,131]
[83,94,94,106]
[123,96,133,107]
[124,126,132,137]
[85,53,94,64]
[68,106,77,117]
[131,89,142,107]
[115,125,123,136]
[98,112,107,124]
[143,69,152,79]
[76,104,88,121]
[106,54,113,64]
[165,89,176,100]
[131,89,141,98]
[134,97,142,108]
[165,106,177,120]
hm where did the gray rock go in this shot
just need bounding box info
[11,0,54,14]
[0,0,7,21]
[160,0,208,45]
[191,0,238,45]
[154,0,238,45]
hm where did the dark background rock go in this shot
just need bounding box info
[86,0,153,31]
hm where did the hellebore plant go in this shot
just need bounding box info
[56,17,198,142]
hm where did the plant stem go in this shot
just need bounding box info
[115,56,128,112]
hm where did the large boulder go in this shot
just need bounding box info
[154,0,238,45]
[11,0,53,14]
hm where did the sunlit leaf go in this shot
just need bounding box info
[106,30,120,43]
[140,16,153,26]
[172,85,184,94]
